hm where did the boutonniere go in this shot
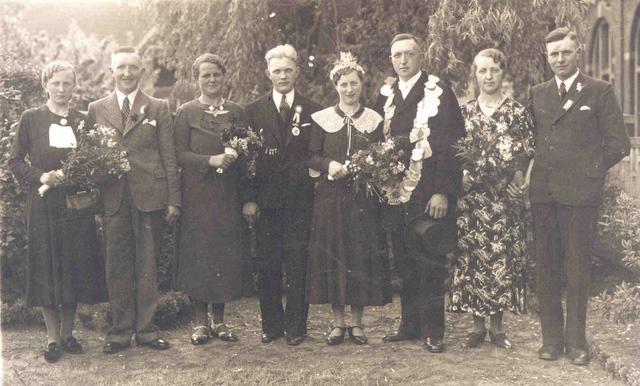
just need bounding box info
[143,118,157,127]
[576,82,583,92]
[291,105,303,136]
[563,99,574,110]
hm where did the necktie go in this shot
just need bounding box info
[121,96,130,124]
[279,95,290,123]
[559,82,567,101]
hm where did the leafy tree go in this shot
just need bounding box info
[142,0,592,106]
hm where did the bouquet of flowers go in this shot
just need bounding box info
[38,123,131,196]
[217,126,264,178]
[345,138,423,205]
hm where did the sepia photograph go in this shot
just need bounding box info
[1,0,638,384]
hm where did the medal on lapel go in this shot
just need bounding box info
[291,105,303,136]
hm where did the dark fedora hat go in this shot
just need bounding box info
[404,212,457,256]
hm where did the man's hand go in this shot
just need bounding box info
[507,170,525,198]
[243,202,260,225]
[165,205,180,225]
[425,193,448,219]
[328,161,348,180]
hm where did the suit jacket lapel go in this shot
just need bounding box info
[124,92,150,136]
[394,72,428,115]
[101,92,124,132]
[552,72,587,124]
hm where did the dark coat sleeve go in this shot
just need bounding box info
[8,110,44,185]
[156,99,181,207]
[308,120,332,173]
[596,83,631,169]
[173,105,210,175]
[431,85,465,197]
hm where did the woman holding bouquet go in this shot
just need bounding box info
[448,48,534,349]
[306,53,391,345]
[9,61,107,362]
[173,53,249,344]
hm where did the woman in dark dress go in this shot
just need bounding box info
[173,53,248,345]
[449,49,534,349]
[306,53,391,345]
[9,61,107,363]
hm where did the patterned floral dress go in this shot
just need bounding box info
[448,98,534,317]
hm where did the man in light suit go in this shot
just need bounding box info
[88,47,181,354]
[243,44,320,346]
[374,33,465,353]
[529,27,630,365]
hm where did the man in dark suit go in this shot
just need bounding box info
[374,33,465,352]
[88,47,181,354]
[529,27,630,365]
[243,44,320,346]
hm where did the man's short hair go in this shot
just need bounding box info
[390,33,421,50]
[544,27,580,45]
[264,44,298,67]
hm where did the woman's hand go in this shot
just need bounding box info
[39,170,64,186]
[506,170,525,198]
[462,173,472,191]
[328,161,348,180]
[208,154,236,169]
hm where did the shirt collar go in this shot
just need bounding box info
[272,89,295,111]
[555,70,580,92]
[398,70,422,93]
[116,88,139,110]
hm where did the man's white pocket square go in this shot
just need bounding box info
[579,105,591,111]
[143,118,157,127]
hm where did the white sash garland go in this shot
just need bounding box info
[379,74,443,204]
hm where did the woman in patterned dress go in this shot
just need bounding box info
[306,53,391,345]
[449,49,534,349]
[173,54,250,345]
[9,61,107,362]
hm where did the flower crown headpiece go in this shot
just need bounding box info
[329,52,365,80]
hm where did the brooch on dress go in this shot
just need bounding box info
[205,102,228,117]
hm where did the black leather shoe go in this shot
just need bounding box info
[538,345,561,361]
[348,326,368,345]
[138,338,170,350]
[103,342,130,354]
[326,327,347,345]
[424,337,445,353]
[465,330,487,348]
[286,335,305,346]
[261,333,282,344]
[61,336,83,354]
[489,331,512,349]
[567,347,590,366]
[382,331,419,343]
[44,342,62,363]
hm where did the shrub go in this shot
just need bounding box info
[593,184,640,324]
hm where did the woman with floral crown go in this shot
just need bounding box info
[448,48,534,349]
[306,52,391,345]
